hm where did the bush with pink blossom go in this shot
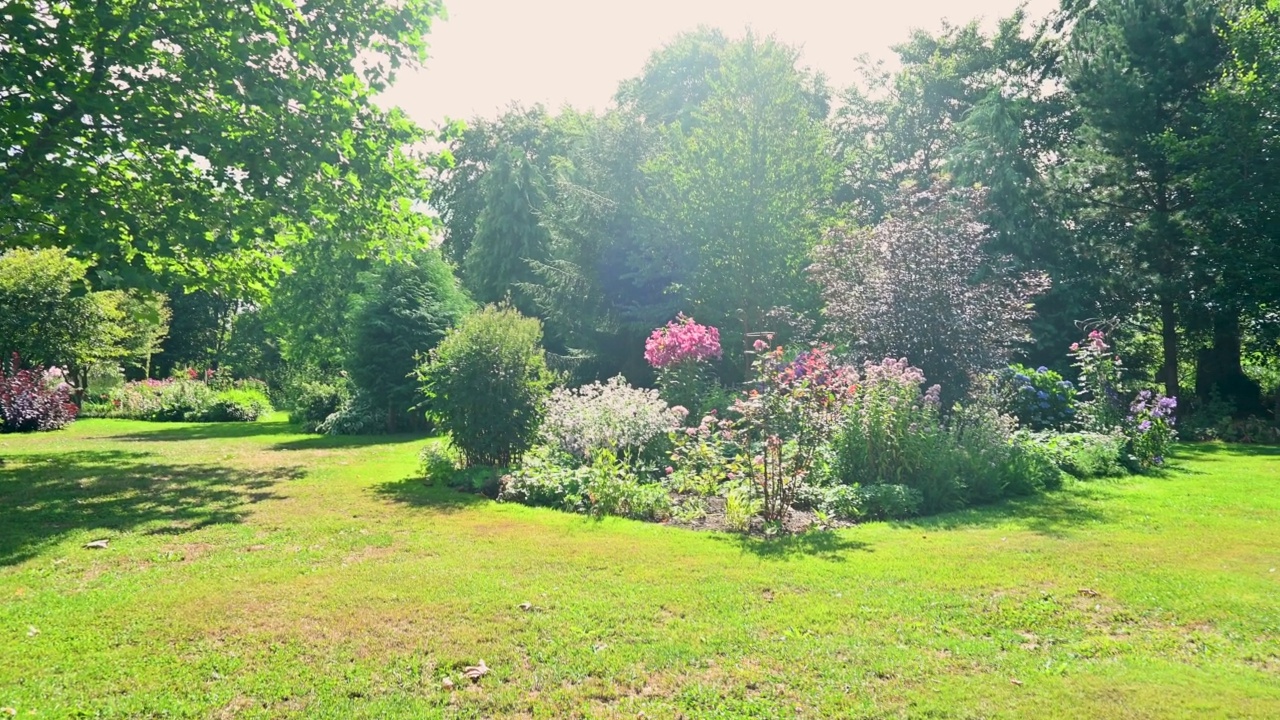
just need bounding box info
[644,314,725,419]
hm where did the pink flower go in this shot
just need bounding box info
[644,314,722,369]
[753,338,769,352]
[665,466,674,475]
[1070,343,1079,351]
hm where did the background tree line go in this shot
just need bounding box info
[2,0,1276,432]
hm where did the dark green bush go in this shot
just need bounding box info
[854,484,923,520]
[209,387,272,422]
[419,305,554,467]
[290,381,350,432]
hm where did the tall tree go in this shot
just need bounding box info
[1061,0,1227,399]
[641,31,837,365]
[1184,0,1280,411]
[1,0,441,291]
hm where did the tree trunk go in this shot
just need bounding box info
[1194,307,1263,415]
[1159,298,1180,401]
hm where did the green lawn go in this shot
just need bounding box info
[1,419,1277,718]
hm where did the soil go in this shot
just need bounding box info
[663,493,855,536]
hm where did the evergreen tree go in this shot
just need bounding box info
[347,250,472,433]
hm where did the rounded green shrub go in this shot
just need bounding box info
[419,305,554,467]
[289,381,349,432]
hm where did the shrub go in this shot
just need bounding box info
[810,183,1051,405]
[102,377,270,423]
[210,387,272,422]
[315,391,385,436]
[499,448,586,510]
[542,375,684,461]
[995,364,1078,430]
[849,484,922,521]
[420,443,465,484]
[733,344,859,521]
[645,314,723,418]
[420,305,554,467]
[830,358,959,512]
[290,381,350,432]
[1125,390,1178,468]
[1029,431,1126,478]
[0,355,78,433]
[501,448,671,521]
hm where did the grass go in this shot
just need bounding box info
[1,419,1278,718]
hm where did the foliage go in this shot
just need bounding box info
[346,249,472,433]
[995,363,1078,430]
[290,382,352,434]
[832,358,1060,514]
[0,355,78,433]
[0,248,119,376]
[733,344,859,521]
[1028,431,1127,479]
[646,315,724,417]
[500,448,671,521]
[830,358,954,510]
[1070,330,1128,431]
[419,305,554,467]
[637,31,836,360]
[665,412,739,496]
[541,376,684,461]
[1125,390,1178,468]
[826,484,924,522]
[102,377,270,423]
[315,392,387,436]
[0,0,444,291]
[723,484,763,532]
[811,183,1051,403]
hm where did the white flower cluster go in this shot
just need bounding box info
[542,375,685,458]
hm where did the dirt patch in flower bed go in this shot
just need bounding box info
[663,493,854,536]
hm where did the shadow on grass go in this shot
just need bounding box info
[1171,442,1280,460]
[115,421,300,442]
[113,420,431,451]
[372,476,488,514]
[0,449,299,565]
[714,530,872,562]
[272,433,430,451]
[901,483,1114,537]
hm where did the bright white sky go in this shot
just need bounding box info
[377,0,1056,129]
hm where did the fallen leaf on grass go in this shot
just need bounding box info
[84,539,109,550]
[1078,588,1100,597]
[462,660,489,682]
[27,626,39,637]
[441,677,455,690]
[1010,679,1024,686]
